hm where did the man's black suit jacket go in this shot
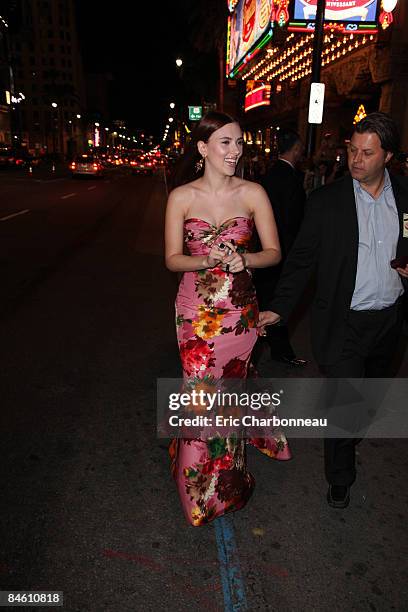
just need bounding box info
[262,159,306,258]
[270,173,408,366]
[254,159,306,299]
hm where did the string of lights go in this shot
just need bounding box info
[239,30,376,85]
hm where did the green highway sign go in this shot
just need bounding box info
[188,106,202,121]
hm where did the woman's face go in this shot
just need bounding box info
[199,122,244,176]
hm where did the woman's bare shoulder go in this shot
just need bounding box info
[167,181,200,209]
[233,177,267,199]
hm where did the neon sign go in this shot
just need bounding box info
[244,81,271,111]
[227,0,274,74]
[289,0,380,33]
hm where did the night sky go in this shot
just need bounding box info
[74,1,222,139]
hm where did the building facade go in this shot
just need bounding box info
[6,0,86,157]
[0,12,11,145]
[226,1,408,162]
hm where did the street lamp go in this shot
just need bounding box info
[170,102,175,109]
[73,113,83,155]
[51,102,59,154]
[169,117,174,123]
[176,58,183,68]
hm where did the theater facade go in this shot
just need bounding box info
[226,0,408,158]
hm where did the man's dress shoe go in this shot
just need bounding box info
[281,356,308,367]
[327,485,350,508]
[271,354,308,367]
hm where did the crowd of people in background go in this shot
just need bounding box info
[243,137,408,195]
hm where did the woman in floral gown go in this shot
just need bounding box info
[165,112,291,527]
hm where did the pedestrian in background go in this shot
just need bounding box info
[254,128,307,367]
[258,112,408,509]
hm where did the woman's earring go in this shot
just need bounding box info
[195,156,204,173]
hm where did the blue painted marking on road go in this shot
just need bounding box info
[214,515,248,611]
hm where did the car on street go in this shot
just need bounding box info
[70,154,105,178]
[130,155,155,175]
[0,148,12,168]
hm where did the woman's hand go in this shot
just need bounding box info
[219,240,246,273]
[206,242,229,268]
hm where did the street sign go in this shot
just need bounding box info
[188,106,202,121]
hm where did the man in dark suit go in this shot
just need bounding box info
[258,113,408,508]
[254,129,307,366]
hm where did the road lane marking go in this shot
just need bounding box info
[87,186,96,190]
[214,515,248,611]
[0,209,30,222]
[61,192,76,199]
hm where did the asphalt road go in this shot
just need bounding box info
[0,168,407,611]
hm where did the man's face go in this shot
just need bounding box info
[347,131,392,185]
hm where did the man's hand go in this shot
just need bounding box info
[257,311,281,336]
[396,265,408,279]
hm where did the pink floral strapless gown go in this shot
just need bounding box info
[169,217,291,526]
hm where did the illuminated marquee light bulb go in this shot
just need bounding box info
[382,0,398,11]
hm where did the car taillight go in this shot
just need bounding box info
[70,162,76,169]
[93,163,99,169]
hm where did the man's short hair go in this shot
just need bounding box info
[277,129,301,155]
[354,112,400,155]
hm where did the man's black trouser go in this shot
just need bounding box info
[255,273,296,360]
[320,298,404,486]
